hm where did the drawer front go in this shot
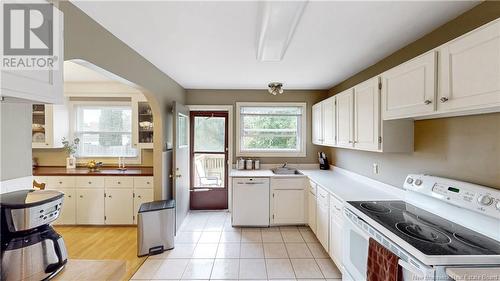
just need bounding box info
[308,180,317,195]
[50,177,76,189]
[317,186,329,206]
[76,177,105,188]
[133,177,153,189]
[329,195,343,218]
[105,177,134,188]
[271,178,305,190]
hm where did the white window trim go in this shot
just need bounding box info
[69,100,142,165]
[236,102,307,158]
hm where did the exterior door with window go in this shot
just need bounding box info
[190,111,228,210]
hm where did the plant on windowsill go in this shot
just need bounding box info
[62,137,80,169]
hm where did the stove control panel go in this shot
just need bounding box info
[404,174,500,218]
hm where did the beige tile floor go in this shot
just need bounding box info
[131,211,342,281]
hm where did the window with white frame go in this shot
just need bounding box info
[237,103,306,157]
[74,104,137,157]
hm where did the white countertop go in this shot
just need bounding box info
[446,267,500,281]
[229,167,404,202]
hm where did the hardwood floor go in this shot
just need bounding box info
[54,226,146,281]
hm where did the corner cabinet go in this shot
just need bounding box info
[313,78,413,153]
[270,178,306,225]
[0,5,64,104]
[132,96,154,149]
[32,103,69,148]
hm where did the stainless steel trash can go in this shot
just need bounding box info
[137,199,175,257]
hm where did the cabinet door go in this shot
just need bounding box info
[308,191,317,234]
[329,214,344,269]
[336,89,354,148]
[322,97,336,146]
[76,189,105,224]
[354,77,380,151]
[316,200,329,250]
[105,189,134,225]
[133,189,154,224]
[54,189,76,225]
[272,190,305,225]
[312,103,323,145]
[1,7,63,104]
[439,19,500,112]
[381,51,436,119]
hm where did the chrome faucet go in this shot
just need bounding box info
[282,162,288,168]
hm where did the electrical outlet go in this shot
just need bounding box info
[372,163,379,174]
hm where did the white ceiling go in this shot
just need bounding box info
[71,1,478,90]
[64,61,115,82]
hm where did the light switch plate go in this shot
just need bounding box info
[372,163,379,174]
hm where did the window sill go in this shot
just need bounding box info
[236,151,306,158]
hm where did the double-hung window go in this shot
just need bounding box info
[74,104,137,158]
[236,102,306,157]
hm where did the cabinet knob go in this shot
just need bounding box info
[79,195,83,198]
[108,195,112,198]
[146,182,150,185]
[348,141,353,143]
[424,99,432,105]
[117,181,121,184]
[59,181,63,184]
[138,195,142,199]
[440,97,449,103]
[88,181,92,184]
[68,195,72,198]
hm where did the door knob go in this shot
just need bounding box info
[424,100,432,105]
[440,97,449,103]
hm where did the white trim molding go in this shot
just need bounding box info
[235,102,307,158]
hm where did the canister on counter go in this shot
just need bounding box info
[245,159,253,170]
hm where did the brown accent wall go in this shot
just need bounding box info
[326,2,500,189]
[186,89,329,164]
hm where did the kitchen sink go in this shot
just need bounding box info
[271,167,303,175]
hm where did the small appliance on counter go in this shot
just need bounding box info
[318,152,329,170]
[236,158,261,170]
[1,189,68,281]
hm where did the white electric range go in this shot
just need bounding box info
[342,174,500,281]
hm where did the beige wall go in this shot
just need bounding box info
[186,89,328,164]
[60,2,186,199]
[325,2,500,189]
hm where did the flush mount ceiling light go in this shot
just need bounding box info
[268,82,284,95]
[257,1,308,62]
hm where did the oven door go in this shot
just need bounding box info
[342,208,435,281]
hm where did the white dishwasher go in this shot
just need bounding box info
[232,177,270,226]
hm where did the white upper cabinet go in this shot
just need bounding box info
[1,5,64,104]
[438,19,500,113]
[32,103,69,148]
[353,77,380,151]
[381,51,437,120]
[336,89,354,148]
[322,97,336,146]
[312,103,323,145]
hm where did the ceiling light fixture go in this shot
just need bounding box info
[268,82,284,95]
[257,1,308,62]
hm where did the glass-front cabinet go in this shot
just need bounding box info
[32,104,68,148]
[132,97,154,149]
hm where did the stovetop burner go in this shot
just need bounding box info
[396,222,451,244]
[360,202,391,214]
[347,200,500,256]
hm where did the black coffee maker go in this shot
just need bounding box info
[318,152,329,170]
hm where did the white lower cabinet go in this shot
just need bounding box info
[76,189,105,225]
[316,186,329,250]
[105,189,134,225]
[35,176,153,225]
[307,181,317,234]
[329,195,344,271]
[133,189,154,224]
[56,189,76,225]
[270,178,306,225]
